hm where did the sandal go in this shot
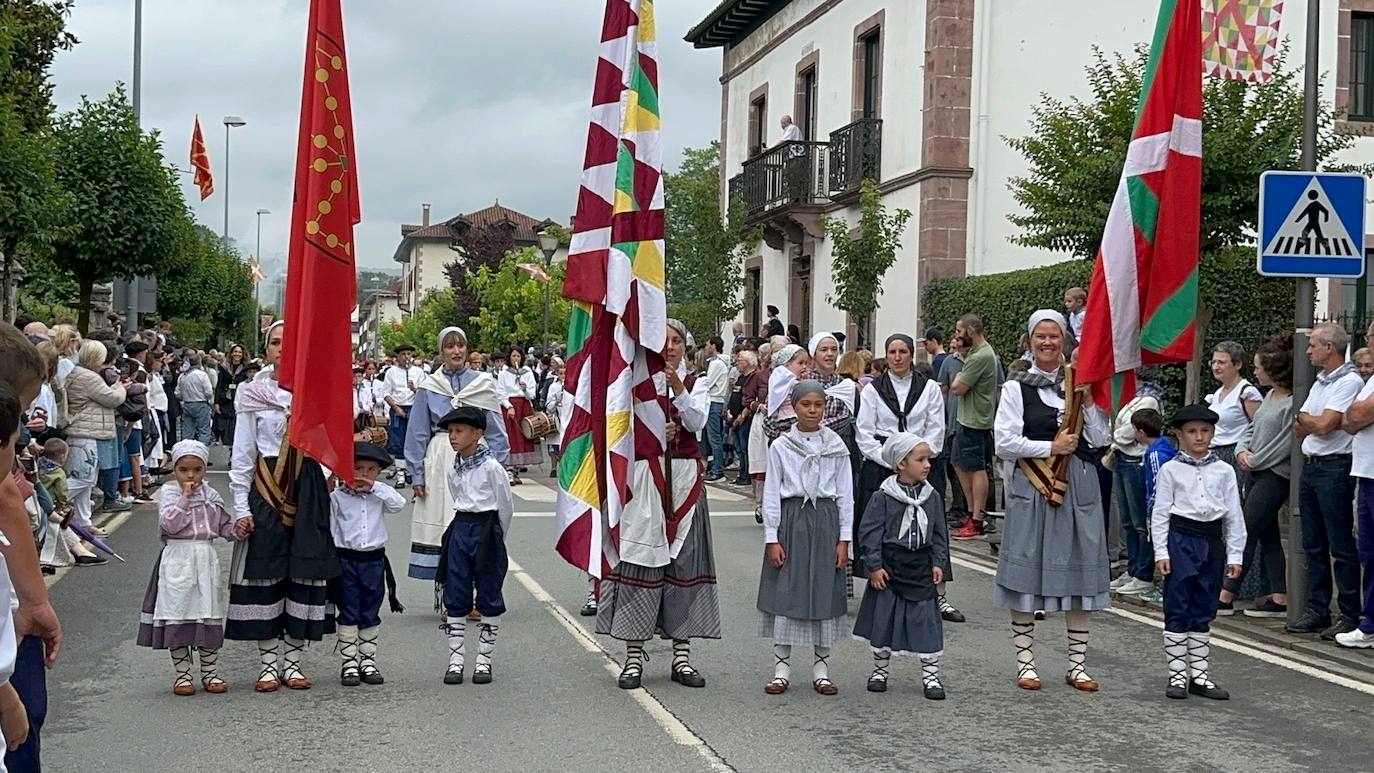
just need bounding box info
[764,677,789,695]
[201,675,228,694]
[173,674,196,697]
[812,678,838,696]
[254,665,280,693]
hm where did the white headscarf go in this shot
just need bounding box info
[807,332,838,357]
[878,433,934,544]
[880,432,926,471]
[771,344,802,369]
[170,439,209,466]
[1027,309,1068,336]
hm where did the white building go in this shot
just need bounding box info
[356,283,403,359]
[392,202,569,314]
[686,0,1374,344]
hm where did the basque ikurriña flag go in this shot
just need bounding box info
[279,0,361,482]
[1077,0,1203,411]
[553,0,667,578]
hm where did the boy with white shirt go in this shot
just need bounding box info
[381,345,425,485]
[330,442,407,687]
[437,406,514,686]
[1151,404,1245,701]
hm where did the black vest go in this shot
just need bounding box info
[1018,382,1060,441]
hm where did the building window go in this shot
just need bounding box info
[852,12,884,122]
[748,93,768,157]
[798,66,817,141]
[861,33,880,119]
[1354,13,1374,121]
[745,265,761,333]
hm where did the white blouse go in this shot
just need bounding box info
[496,368,536,407]
[228,371,292,516]
[1205,379,1261,447]
[761,430,855,543]
[855,373,946,466]
[662,365,709,434]
[994,366,1110,461]
[447,456,516,534]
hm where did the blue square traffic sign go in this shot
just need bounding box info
[1257,171,1367,278]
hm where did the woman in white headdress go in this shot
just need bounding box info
[993,309,1111,693]
[596,318,721,691]
[403,326,507,605]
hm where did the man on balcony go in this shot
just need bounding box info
[778,116,807,202]
[780,115,803,143]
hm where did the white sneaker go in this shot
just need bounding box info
[1334,629,1374,649]
[1109,574,1133,590]
[1116,578,1153,596]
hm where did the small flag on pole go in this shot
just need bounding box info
[190,116,214,200]
[248,256,267,284]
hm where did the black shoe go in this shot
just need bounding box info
[923,682,946,700]
[941,607,967,624]
[1033,610,1047,621]
[1216,601,1234,616]
[361,668,384,685]
[617,670,641,690]
[579,601,597,617]
[1242,598,1288,618]
[1188,680,1230,700]
[754,509,763,525]
[1166,683,1188,700]
[444,668,464,685]
[867,678,888,693]
[1285,609,1331,634]
[704,473,724,483]
[731,478,751,486]
[340,670,361,687]
[1320,615,1359,641]
[472,666,492,685]
[671,666,706,688]
[75,555,108,566]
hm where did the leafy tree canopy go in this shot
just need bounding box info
[467,246,569,354]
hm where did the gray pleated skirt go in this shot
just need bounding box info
[852,586,943,657]
[596,497,722,642]
[993,457,1111,613]
[756,498,848,647]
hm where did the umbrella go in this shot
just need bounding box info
[69,522,125,562]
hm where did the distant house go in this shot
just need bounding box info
[357,280,403,359]
[392,202,568,314]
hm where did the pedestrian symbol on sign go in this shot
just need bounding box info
[1263,178,1358,258]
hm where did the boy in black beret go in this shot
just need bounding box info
[1150,404,1246,701]
[330,442,407,687]
[436,406,513,685]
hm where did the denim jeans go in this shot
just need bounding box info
[706,402,725,477]
[731,416,753,483]
[180,401,212,444]
[95,437,120,501]
[5,636,46,772]
[1298,456,1360,619]
[1113,456,1151,581]
[1357,477,1374,633]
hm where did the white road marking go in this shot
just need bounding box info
[507,557,734,773]
[949,554,1374,696]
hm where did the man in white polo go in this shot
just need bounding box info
[383,344,426,485]
[1290,322,1363,639]
[1338,321,1374,648]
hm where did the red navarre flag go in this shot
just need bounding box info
[190,116,214,200]
[279,0,361,482]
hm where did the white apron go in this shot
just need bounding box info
[154,539,225,621]
[618,458,703,569]
[410,433,458,551]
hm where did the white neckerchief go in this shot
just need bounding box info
[775,426,850,504]
[878,476,933,547]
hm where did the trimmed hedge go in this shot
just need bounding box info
[920,246,1297,410]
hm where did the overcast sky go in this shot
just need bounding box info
[50,0,724,272]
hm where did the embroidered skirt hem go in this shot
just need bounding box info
[852,587,943,655]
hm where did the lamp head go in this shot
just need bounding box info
[537,229,559,255]
[223,115,246,127]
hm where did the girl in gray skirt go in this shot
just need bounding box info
[852,433,948,700]
[757,380,854,695]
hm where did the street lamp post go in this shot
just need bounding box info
[222,116,247,243]
[254,208,270,352]
[537,229,560,351]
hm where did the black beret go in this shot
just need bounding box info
[124,341,149,355]
[392,344,416,354]
[354,442,393,467]
[436,406,486,432]
[1170,403,1219,428]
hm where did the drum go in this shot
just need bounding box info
[521,411,557,440]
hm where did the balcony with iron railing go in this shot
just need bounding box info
[729,119,883,226]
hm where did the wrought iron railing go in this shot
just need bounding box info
[828,118,882,194]
[731,140,829,219]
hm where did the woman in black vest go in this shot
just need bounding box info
[993,309,1111,693]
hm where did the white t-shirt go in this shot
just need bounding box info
[1352,377,1374,478]
[1205,379,1261,447]
[1299,367,1363,456]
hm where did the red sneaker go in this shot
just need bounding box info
[951,517,986,540]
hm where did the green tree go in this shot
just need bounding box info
[1007,46,1352,258]
[822,179,912,350]
[49,85,184,331]
[157,220,256,345]
[664,142,755,338]
[467,246,569,353]
[0,0,77,132]
[380,289,459,359]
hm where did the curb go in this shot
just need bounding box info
[949,540,1374,682]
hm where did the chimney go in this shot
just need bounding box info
[422,203,431,226]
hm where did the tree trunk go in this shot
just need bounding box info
[77,276,93,334]
[0,239,14,325]
[1183,304,1213,405]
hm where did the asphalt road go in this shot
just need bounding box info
[41,459,1374,773]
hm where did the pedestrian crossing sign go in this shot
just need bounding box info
[1258,171,1367,278]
